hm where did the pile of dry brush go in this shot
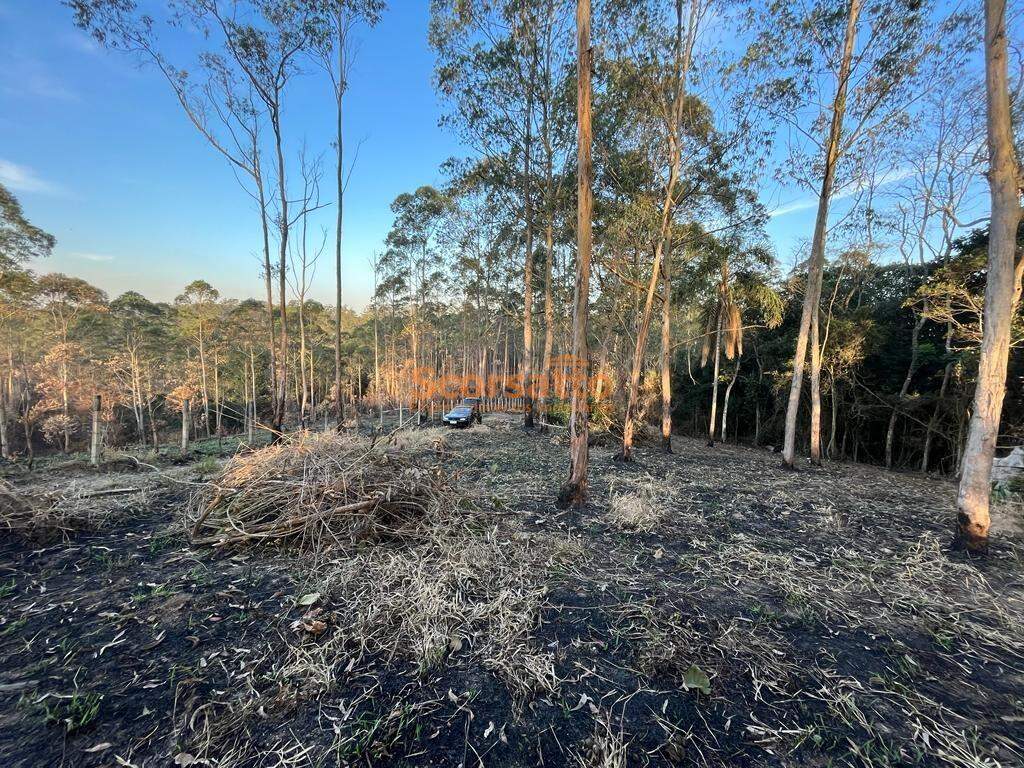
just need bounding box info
[0,477,148,539]
[187,431,466,551]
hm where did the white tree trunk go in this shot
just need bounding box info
[955,0,1023,553]
[781,0,862,469]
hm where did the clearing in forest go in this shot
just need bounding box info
[1,416,1022,767]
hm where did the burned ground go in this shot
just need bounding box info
[1,415,1022,767]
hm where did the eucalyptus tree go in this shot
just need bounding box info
[431,0,553,427]
[556,0,593,510]
[108,291,169,446]
[67,1,282,417]
[68,0,329,436]
[739,0,947,468]
[599,0,704,460]
[35,274,108,452]
[1,183,55,274]
[0,183,53,456]
[897,78,986,473]
[955,0,1023,554]
[442,165,514,400]
[174,280,221,436]
[312,0,385,429]
[381,185,452,413]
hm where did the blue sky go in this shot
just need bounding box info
[0,0,464,309]
[0,1,956,310]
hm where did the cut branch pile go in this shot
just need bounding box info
[0,479,48,534]
[0,477,149,538]
[187,431,465,551]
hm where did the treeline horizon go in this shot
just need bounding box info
[0,217,1019,481]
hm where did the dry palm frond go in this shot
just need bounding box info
[699,306,714,367]
[722,299,743,360]
[187,431,466,551]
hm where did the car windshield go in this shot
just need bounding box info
[449,407,472,416]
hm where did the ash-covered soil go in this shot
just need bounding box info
[1,416,1022,767]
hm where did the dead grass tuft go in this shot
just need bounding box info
[605,476,671,532]
[574,710,629,768]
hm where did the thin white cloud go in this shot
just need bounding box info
[68,252,115,263]
[20,72,80,102]
[769,198,818,218]
[0,54,81,103]
[769,165,917,219]
[0,159,64,195]
[61,31,101,56]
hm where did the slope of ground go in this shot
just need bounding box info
[1,416,1022,767]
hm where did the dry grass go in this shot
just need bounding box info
[311,522,570,698]
[181,426,578,725]
[0,476,154,538]
[585,438,1024,767]
[187,431,466,551]
[605,475,672,532]
[574,710,629,768]
[385,426,451,456]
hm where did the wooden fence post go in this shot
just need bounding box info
[90,395,101,467]
[181,398,190,455]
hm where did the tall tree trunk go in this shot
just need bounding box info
[272,105,289,438]
[334,6,346,432]
[198,322,210,437]
[255,167,277,417]
[146,369,158,448]
[885,311,926,469]
[721,359,740,443]
[61,328,70,452]
[921,323,954,472]
[955,0,1023,553]
[809,305,823,464]
[539,184,556,428]
[538,3,557,430]
[754,352,764,447]
[660,248,673,452]
[620,0,689,460]
[0,394,8,460]
[298,299,308,425]
[707,307,723,445]
[557,0,592,510]
[828,373,839,458]
[521,18,538,430]
[781,0,862,469]
[213,352,222,446]
[181,398,190,455]
[131,350,147,448]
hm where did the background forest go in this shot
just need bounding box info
[0,0,1021,483]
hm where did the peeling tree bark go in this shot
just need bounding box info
[557,0,593,510]
[955,0,1023,554]
[660,251,673,452]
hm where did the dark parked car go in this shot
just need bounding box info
[443,397,482,427]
